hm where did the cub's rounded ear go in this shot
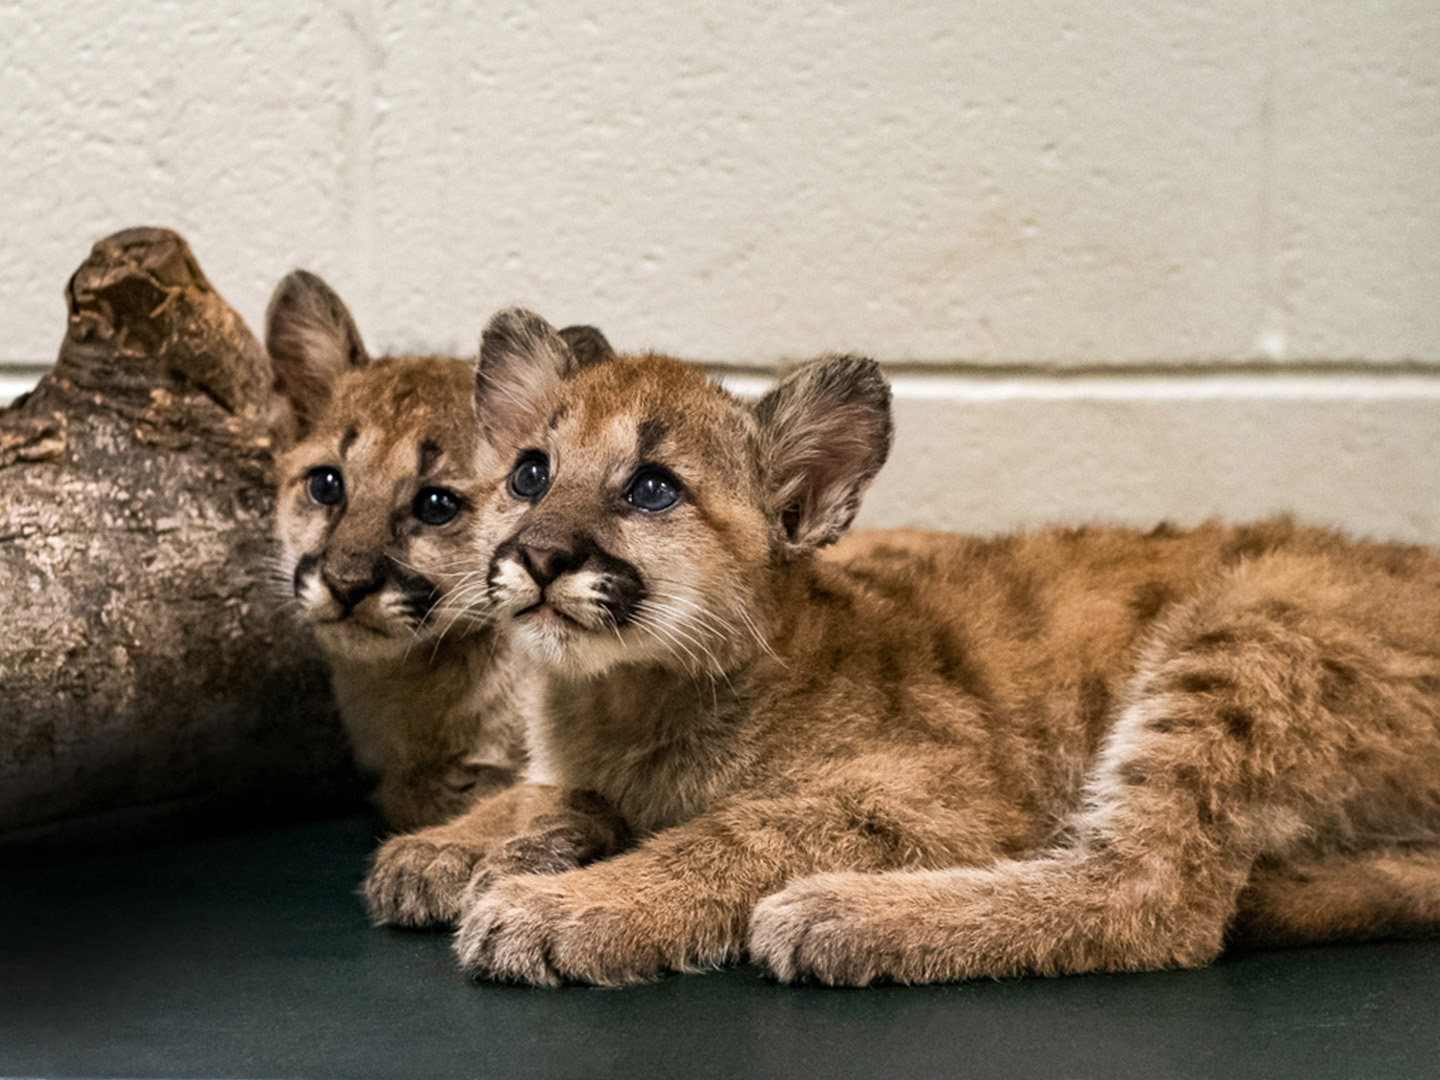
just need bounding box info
[557,324,616,372]
[265,270,368,442]
[476,308,596,446]
[753,355,893,556]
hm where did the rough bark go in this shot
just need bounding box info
[0,227,361,850]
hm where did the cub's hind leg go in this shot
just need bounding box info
[752,575,1440,984]
[1229,848,1440,949]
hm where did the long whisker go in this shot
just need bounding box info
[630,601,736,692]
[629,608,707,674]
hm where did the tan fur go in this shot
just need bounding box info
[268,274,544,829]
[363,312,1440,986]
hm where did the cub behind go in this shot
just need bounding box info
[267,274,609,829]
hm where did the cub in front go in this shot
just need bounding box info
[364,309,1440,986]
[267,273,610,830]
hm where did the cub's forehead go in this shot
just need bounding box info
[281,356,478,485]
[554,354,754,468]
[318,357,475,454]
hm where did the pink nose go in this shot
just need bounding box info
[518,541,578,588]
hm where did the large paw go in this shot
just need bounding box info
[362,834,486,928]
[453,874,681,987]
[749,873,921,986]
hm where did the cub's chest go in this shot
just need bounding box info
[537,677,753,832]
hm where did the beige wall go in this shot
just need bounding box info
[3,1,1438,536]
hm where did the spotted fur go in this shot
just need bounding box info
[363,310,1440,987]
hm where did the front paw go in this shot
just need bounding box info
[362,834,486,928]
[749,873,907,987]
[453,874,665,987]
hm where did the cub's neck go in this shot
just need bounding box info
[527,560,802,834]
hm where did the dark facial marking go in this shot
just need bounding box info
[391,564,443,626]
[418,438,441,476]
[590,545,647,628]
[339,426,359,459]
[293,552,320,597]
[635,417,668,461]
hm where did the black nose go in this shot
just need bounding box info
[519,540,581,588]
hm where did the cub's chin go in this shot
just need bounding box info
[508,605,638,679]
[310,616,425,664]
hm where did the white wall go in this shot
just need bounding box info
[3,1,1438,538]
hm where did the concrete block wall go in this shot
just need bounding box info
[3,1,1437,539]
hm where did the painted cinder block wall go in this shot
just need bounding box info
[3,1,1438,539]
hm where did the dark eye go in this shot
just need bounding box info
[626,466,682,512]
[307,466,344,506]
[413,487,462,526]
[507,451,550,501]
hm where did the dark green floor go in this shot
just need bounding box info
[3,815,1437,1080]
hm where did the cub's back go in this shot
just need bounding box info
[775,521,1440,837]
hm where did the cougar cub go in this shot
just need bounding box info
[267,274,610,829]
[365,309,1440,985]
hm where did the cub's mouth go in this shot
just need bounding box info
[314,609,399,635]
[513,600,586,629]
[488,532,647,637]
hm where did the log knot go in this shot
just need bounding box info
[64,227,272,417]
[0,412,66,467]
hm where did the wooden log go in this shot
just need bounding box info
[0,227,362,849]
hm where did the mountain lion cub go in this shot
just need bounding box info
[364,309,1440,985]
[267,274,609,829]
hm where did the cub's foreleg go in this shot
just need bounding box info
[453,776,996,987]
[752,593,1440,984]
[363,784,628,927]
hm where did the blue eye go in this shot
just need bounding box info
[508,451,550,501]
[627,466,682,512]
[413,487,462,526]
[307,466,344,506]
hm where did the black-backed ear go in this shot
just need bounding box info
[752,355,893,556]
[265,270,369,440]
[475,308,599,445]
[557,324,616,372]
